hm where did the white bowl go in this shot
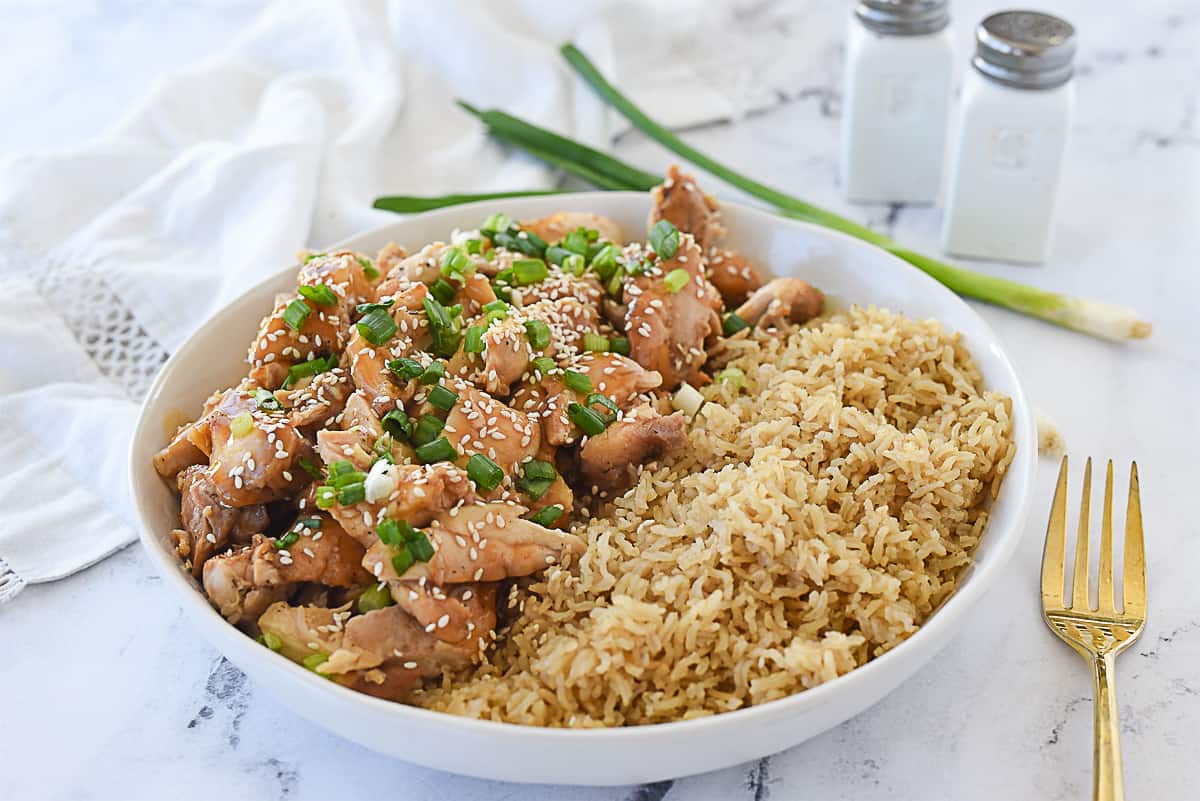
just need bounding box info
[129,192,1036,786]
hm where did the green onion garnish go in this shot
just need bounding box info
[562,227,591,255]
[419,360,446,385]
[422,296,462,358]
[298,457,324,480]
[581,332,610,353]
[298,284,337,307]
[722,313,750,336]
[415,436,457,464]
[274,531,299,549]
[482,299,509,324]
[610,336,630,356]
[358,256,379,280]
[649,219,681,260]
[253,388,283,411]
[466,453,504,492]
[408,531,435,562]
[463,325,485,353]
[262,631,283,651]
[526,504,564,527]
[302,652,329,671]
[381,408,411,440]
[427,384,458,412]
[589,244,619,279]
[567,401,608,436]
[327,460,358,481]
[493,229,548,258]
[663,268,690,294]
[282,299,312,331]
[481,213,511,236]
[585,392,619,423]
[512,258,549,286]
[372,434,395,462]
[357,583,394,613]
[517,459,557,500]
[532,356,556,375]
[563,253,585,275]
[284,354,336,388]
[297,517,321,529]
[430,278,457,305]
[315,485,337,509]
[391,547,414,576]
[337,481,365,505]
[355,299,394,315]
[304,252,326,263]
[464,238,483,255]
[545,245,573,266]
[716,367,745,390]
[387,357,424,380]
[440,246,473,279]
[356,307,397,346]
[230,412,255,439]
[377,518,402,546]
[564,369,592,394]
[412,414,444,447]
[524,319,551,350]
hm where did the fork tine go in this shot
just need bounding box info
[1123,462,1146,617]
[1041,455,1069,607]
[1071,457,1093,611]
[1097,460,1116,613]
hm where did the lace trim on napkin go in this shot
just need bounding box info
[0,556,26,604]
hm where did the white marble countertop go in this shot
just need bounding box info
[3,1,1198,799]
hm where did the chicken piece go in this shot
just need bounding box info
[510,268,605,310]
[204,384,313,507]
[363,501,584,584]
[256,603,349,662]
[458,273,498,318]
[471,295,600,397]
[442,383,541,474]
[578,406,687,493]
[347,283,430,413]
[648,164,724,252]
[520,212,623,246]
[202,541,286,626]
[390,581,498,645]
[707,247,764,307]
[374,243,450,298]
[298,251,376,308]
[154,424,207,479]
[174,465,269,576]
[734,277,824,331]
[278,368,354,432]
[624,234,722,390]
[375,242,408,278]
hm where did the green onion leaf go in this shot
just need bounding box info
[414,436,457,464]
[466,453,504,492]
[284,354,336,388]
[337,481,365,505]
[649,219,681,260]
[356,307,397,346]
[274,531,299,549]
[230,412,255,439]
[663,268,690,294]
[358,256,379,280]
[610,336,631,356]
[563,369,592,394]
[357,583,394,613]
[391,546,415,576]
[262,631,283,651]
[315,485,338,509]
[304,252,326,263]
[298,284,338,307]
[440,246,473,279]
[297,518,321,529]
[327,460,358,481]
[517,458,557,500]
[523,319,551,350]
[302,652,329,671]
[563,253,585,275]
[589,244,619,279]
[545,245,574,266]
[427,384,458,412]
[298,457,324,481]
[481,213,511,237]
[562,228,591,255]
[381,408,411,440]
[482,299,509,324]
[722,312,750,336]
[512,258,549,286]
[531,356,556,375]
[377,518,401,546]
[567,401,608,436]
[282,299,312,331]
[408,531,435,562]
[463,325,485,353]
[419,360,446,385]
[356,299,394,315]
[585,392,619,423]
[430,278,458,305]
[253,388,283,412]
[581,332,610,353]
[526,504,564,527]
[387,357,424,380]
[412,414,444,447]
[422,296,462,358]
[464,238,484,255]
[716,367,745,390]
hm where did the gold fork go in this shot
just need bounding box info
[1041,456,1146,801]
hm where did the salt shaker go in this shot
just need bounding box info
[941,11,1077,263]
[841,0,954,204]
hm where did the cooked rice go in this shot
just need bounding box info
[417,306,1015,726]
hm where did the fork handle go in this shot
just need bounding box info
[1091,652,1125,801]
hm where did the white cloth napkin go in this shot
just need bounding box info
[0,0,749,602]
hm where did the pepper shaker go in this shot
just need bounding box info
[841,0,955,204]
[941,11,1077,263]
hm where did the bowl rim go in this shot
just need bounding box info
[129,190,1036,743]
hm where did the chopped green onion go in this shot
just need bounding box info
[523,319,551,350]
[377,518,402,546]
[526,505,564,527]
[562,253,585,275]
[274,531,299,549]
[512,258,549,286]
[581,332,610,353]
[427,384,458,412]
[298,457,324,480]
[482,299,509,324]
[466,453,504,492]
[253,388,283,412]
[465,323,489,352]
[230,412,255,439]
[327,460,358,481]
[610,336,630,356]
[282,299,312,331]
[356,307,397,346]
[562,227,590,255]
[358,256,379,280]
[440,246,473,279]
[337,481,365,505]
[304,252,326,263]
[381,408,412,440]
[261,631,283,651]
[297,517,321,529]
[563,369,592,394]
[532,356,556,375]
[284,354,336,388]
[481,213,511,236]
[391,546,415,576]
[663,268,690,294]
[372,434,395,462]
[589,244,619,279]
[419,360,446,385]
[722,313,750,336]
[415,436,457,464]
[356,300,394,315]
[585,392,619,423]
[649,219,681,260]
[408,531,435,562]
[716,367,745,390]
[545,245,574,266]
[567,401,608,436]
[423,296,462,358]
[493,229,548,258]
[298,283,338,307]
[387,357,424,380]
[357,583,394,613]
[464,238,483,255]
[430,278,458,305]
[412,414,445,447]
[302,652,329,671]
[315,485,337,509]
[606,270,624,297]
[517,459,557,500]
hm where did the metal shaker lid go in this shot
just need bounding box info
[855,0,950,36]
[973,11,1077,89]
